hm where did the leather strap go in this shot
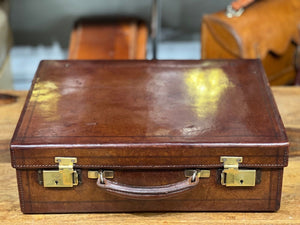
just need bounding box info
[96,175,199,200]
[231,0,255,11]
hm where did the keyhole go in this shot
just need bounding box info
[55,180,58,185]
[240,180,244,184]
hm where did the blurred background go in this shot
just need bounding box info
[4,0,231,89]
[1,0,299,90]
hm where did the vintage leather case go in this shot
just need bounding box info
[201,0,300,85]
[10,60,288,213]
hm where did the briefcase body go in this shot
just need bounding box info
[10,60,288,213]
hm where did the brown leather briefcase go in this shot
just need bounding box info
[201,0,300,85]
[10,60,288,213]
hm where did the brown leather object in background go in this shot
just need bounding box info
[10,60,288,213]
[201,0,300,85]
[295,42,300,85]
[68,19,148,59]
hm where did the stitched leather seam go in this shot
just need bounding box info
[11,149,16,167]
[13,163,285,168]
[17,171,25,212]
[283,149,289,166]
[277,169,282,206]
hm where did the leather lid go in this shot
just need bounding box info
[10,60,288,169]
[202,0,300,58]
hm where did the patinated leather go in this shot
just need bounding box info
[97,175,199,200]
[68,19,147,60]
[201,0,300,85]
[15,168,284,213]
[10,60,288,213]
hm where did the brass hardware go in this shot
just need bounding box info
[42,157,79,188]
[226,5,244,18]
[184,170,210,178]
[88,171,99,179]
[88,170,114,179]
[220,156,256,187]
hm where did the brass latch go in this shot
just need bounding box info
[88,170,114,184]
[220,156,256,187]
[184,169,210,179]
[88,170,114,179]
[42,157,79,188]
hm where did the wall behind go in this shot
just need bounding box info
[10,0,230,47]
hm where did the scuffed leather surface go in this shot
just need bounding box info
[10,60,287,213]
[17,168,284,213]
[10,60,288,169]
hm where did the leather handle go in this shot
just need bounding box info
[96,175,199,200]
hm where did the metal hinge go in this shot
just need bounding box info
[41,157,79,188]
[220,156,256,187]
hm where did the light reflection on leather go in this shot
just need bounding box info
[32,80,60,121]
[184,68,234,118]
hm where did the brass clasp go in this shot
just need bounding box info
[88,170,114,180]
[220,156,256,187]
[42,157,79,188]
[184,169,210,180]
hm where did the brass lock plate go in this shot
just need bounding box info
[220,156,256,187]
[221,168,256,186]
[42,157,79,188]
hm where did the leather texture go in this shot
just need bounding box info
[68,19,147,60]
[10,60,288,213]
[201,0,300,85]
[97,174,199,200]
[16,168,284,213]
[10,60,288,169]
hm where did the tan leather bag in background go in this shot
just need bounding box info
[68,19,148,60]
[201,0,300,85]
